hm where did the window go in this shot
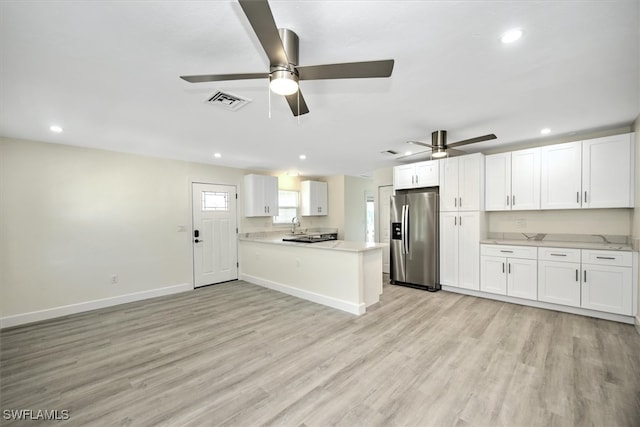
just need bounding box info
[201,191,228,211]
[273,190,298,224]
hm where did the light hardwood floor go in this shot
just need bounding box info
[2,278,640,426]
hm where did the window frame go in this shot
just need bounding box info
[272,190,299,225]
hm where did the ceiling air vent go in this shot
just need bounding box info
[207,91,251,111]
[381,150,399,155]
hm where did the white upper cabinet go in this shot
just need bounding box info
[510,148,540,210]
[583,133,634,208]
[244,174,279,217]
[439,154,484,212]
[540,133,634,209]
[485,153,511,211]
[393,160,439,190]
[300,180,328,216]
[541,141,582,209]
[485,148,540,211]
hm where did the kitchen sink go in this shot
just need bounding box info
[282,233,337,243]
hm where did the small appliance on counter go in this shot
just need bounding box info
[390,188,440,291]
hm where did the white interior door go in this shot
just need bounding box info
[378,185,393,273]
[192,183,238,288]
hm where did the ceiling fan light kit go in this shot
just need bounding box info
[180,0,394,116]
[403,130,497,159]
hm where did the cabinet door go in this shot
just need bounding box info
[538,261,581,307]
[393,165,416,190]
[485,153,511,211]
[244,174,266,217]
[439,212,459,287]
[263,175,279,215]
[459,154,483,211]
[541,141,582,209]
[511,148,540,210]
[507,258,537,300]
[458,212,480,290]
[314,181,328,215]
[582,265,632,315]
[439,157,459,212]
[582,133,634,208]
[415,160,439,187]
[481,256,507,295]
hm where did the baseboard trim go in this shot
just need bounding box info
[240,273,365,315]
[0,283,193,329]
[442,285,635,324]
[635,316,640,335]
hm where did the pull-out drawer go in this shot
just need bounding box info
[538,247,581,263]
[582,250,632,267]
[481,244,537,259]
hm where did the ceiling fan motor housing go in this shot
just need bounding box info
[432,130,447,149]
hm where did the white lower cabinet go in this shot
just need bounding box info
[582,250,633,316]
[538,247,582,307]
[480,245,537,300]
[440,211,481,290]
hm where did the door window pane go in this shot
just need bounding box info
[202,191,228,211]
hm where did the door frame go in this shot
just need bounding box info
[189,179,239,289]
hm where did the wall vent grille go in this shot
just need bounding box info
[207,91,251,111]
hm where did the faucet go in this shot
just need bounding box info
[291,216,301,234]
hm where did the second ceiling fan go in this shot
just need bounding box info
[406,130,497,158]
[180,0,395,116]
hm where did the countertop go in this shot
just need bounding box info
[480,239,632,251]
[239,235,387,253]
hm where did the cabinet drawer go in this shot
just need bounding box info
[538,247,581,263]
[582,250,632,267]
[481,244,537,259]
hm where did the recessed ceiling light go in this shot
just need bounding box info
[540,128,551,135]
[501,28,523,44]
[49,125,63,133]
[299,154,306,160]
[405,151,412,156]
[213,153,222,158]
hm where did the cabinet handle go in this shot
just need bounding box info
[459,197,462,207]
[584,270,587,282]
[500,250,514,253]
[550,253,567,257]
[512,195,515,206]
[507,195,510,206]
[454,216,457,226]
[415,175,418,184]
[502,262,505,273]
[576,269,578,281]
[596,256,615,260]
[454,198,457,207]
[459,216,462,226]
[584,191,587,204]
[508,263,511,274]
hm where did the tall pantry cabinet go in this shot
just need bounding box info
[439,154,485,290]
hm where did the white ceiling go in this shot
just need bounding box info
[1,1,639,177]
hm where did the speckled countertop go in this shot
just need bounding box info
[239,228,387,253]
[480,233,633,251]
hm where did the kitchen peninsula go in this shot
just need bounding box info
[239,231,386,315]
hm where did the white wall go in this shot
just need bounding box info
[0,137,249,318]
[343,175,373,242]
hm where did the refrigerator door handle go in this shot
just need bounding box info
[403,204,410,254]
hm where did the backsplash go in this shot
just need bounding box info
[487,232,630,245]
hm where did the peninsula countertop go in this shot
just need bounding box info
[239,235,387,253]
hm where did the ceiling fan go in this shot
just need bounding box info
[180,0,394,116]
[405,130,497,158]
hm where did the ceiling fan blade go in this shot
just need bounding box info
[395,149,432,160]
[284,90,310,116]
[407,140,435,149]
[446,148,468,156]
[447,133,497,148]
[180,72,268,83]
[297,59,394,80]
[238,0,289,65]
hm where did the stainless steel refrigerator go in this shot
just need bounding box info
[390,188,440,291]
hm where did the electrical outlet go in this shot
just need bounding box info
[111,274,119,285]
